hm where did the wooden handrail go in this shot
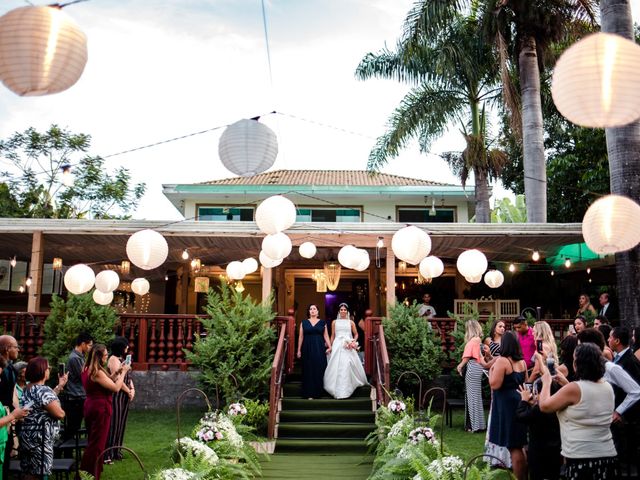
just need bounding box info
[365,314,390,406]
[268,322,288,439]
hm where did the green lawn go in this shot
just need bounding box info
[98,409,485,479]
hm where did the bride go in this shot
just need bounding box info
[323,303,368,399]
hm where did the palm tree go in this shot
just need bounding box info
[355,14,505,222]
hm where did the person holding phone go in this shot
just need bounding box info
[529,321,559,381]
[103,337,135,464]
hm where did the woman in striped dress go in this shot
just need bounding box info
[456,320,490,432]
[103,337,135,463]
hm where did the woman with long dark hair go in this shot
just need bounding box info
[557,335,579,382]
[296,304,331,399]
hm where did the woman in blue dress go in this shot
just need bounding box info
[296,304,332,399]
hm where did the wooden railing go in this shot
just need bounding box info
[267,311,295,439]
[364,312,390,406]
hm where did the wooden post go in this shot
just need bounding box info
[262,267,272,306]
[27,231,44,312]
[385,249,395,317]
[177,266,189,314]
[368,265,379,315]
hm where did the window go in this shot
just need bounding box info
[296,208,361,222]
[197,206,254,221]
[397,207,456,223]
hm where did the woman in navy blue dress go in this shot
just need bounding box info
[296,304,332,399]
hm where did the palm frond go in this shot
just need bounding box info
[496,30,522,140]
[402,0,470,44]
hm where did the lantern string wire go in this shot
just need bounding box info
[260,0,274,88]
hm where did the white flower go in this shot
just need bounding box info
[387,415,412,438]
[227,402,247,416]
[387,399,406,413]
[408,426,437,445]
[428,456,465,478]
[196,412,243,448]
[157,468,197,480]
[174,437,219,464]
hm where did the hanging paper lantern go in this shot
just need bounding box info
[94,270,120,293]
[465,274,483,284]
[126,229,168,270]
[259,250,283,268]
[64,264,95,295]
[92,289,113,306]
[391,226,431,265]
[419,256,444,279]
[582,194,640,254]
[552,33,640,128]
[0,6,88,96]
[131,278,150,296]
[484,270,505,289]
[262,232,292,260]
[218,118,278,177]
[194,276,210,293]
[338,245,360,269]
[255,195,297,234]
[242,257,259,275]
[457,249,488,278]
[299,242,317,259]
[226,261,246,280]
[353,249,370,272]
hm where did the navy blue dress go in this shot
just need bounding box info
[489,364,528,449]
[301,319,328,398]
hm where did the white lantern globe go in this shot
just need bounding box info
[465,274,483,284]
[299,242,317,259]
[391,226,431,265]
[64,264,95,295]
[0,6,88,96]
[262,232,292,260]
[259,250,283,268]
[226,261,246,280]
[419,256,444,279]
[131,278,150,296]
[94,270,120,293]
[255,195,297,235]
[484,270,505,289]
[338,245,360,269]
[552,33,640,128]
[242,257,259,275]
[353,249,370,272]
[126,229,168,270]
[582,194,640,254]
[218,119,278,177]
[92,289,113,306]
[457,249,488,278]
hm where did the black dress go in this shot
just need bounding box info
[300,319,328,398]
[488,362,527,449]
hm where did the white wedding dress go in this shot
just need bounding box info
[323,319,368,399]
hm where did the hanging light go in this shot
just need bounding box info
[131,278,150,296]
[419,256,444,279]
[18,285,25,293]
[25,276,32,287]
[588,278,592,283]
[126,229,169,270]
[218,118,278,177]
[532,251,540,262]
[52,257,63,271]
[64,264,95,295]
[353,249,370,272]
[194,276,210,293]
[338,245,360,270]
[259,250,282,268]
[92,289,113,306]
[10,257,16,268]
[508,263,516,273]
[551,32,640,128]
[242,257,259,275]
[587,267,591,274]
[376,237,384,248]
[190,258,201,272]
[456,249,488,278]
[234,280,245,293]
[255,195,297,235]
[391,226,432,265]
[0,5,88,96]
[551,271,555,277]
[315,272,327,293]
[429,197,437,216]
[94,270,120,293]
[164,274,169,281]
[582,194,640,254]
[564,258,572,269]
[226,261,246,280]
[181,249,189,260]
[323,262,341,291]
[120,260,131,275]
[484,270,505,288]
[398,261,407,274]
[262,232,292,260]
[61,165,74,187]
[298,242,317,259]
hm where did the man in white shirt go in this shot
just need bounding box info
[418,293,436,319]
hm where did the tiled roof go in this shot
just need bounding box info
[198,170,453,187]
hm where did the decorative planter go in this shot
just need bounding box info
[249,440,276,454]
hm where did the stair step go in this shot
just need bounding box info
[282,397,371,411]
[278,422,375,439]
[280,410,374,423]
[283,382,371,398]
[260,454,372,479]
[276,438,368,454]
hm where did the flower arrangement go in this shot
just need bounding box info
[196,411,244,448]
[387,399,406,413]
[195,426,223,442]
[408,426,436,445]
[174,437,219,464]
[227,402,248,416]
[151,468,197,480]
[388,415,413,438]
[343,339,360,351]
[427,456,465,478]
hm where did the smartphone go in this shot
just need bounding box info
[524,383,533,393]
[124,354,132,365]
[536,340,544,353]
[58,363,65,376]
[547,356,557,376]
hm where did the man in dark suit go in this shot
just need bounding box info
[609,327,640,383]
[598,293,618,323]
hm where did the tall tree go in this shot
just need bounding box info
[356,14,505,222]
[600,0,640,328]
[0,125,146,219]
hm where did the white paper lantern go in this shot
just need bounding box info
[0,6,88,96]
[262,232,292,260]
[255,195,297,234]
[465,274,483,284]
[126,229,168,270]
[218,118,278,177]
[92,289,113,305]
[353,249,370,272]
[484,270,505,289]
[94,270,120,293]
[226,261,246,280]
[457,249,488,278]
[242,257,259,275]
[259,250,283,268]
[131,278,150,296]
[338,245,360,269]
[552,32,640,128]
[299,242,317,259]
[419,256,444,279]
[64,264,95,295]
[582,194,640,254]
[391,226,431,265]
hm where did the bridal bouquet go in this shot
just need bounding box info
[343,339,360,351]
[387,399,406,413]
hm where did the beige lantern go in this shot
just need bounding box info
[226,261,246,281]
[582,194,640,254]
[92,289,113,306]
[391,226,431,265]
[0,6,88,96]
[194,276,210,293]
[298,242,317,259]
[94,270,120,293]
[64,264,95,295]
[259,250,282,269]
[218,118,278,177]
[131,277,150,296]
[419,256,444,279]
[484,270,505,289]
[262,232,292,260]
[353,249,370,272]
[465,274,483,284]
[552,32,640,128]
[338,245,359,270]
[126,229,168,270]
[457,249,488,278]
[242,257,259,275]
[255,195,297,234]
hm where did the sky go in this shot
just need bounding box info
[1,0,639,221]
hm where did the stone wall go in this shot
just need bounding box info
[129,370,210,410]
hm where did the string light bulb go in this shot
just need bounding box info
[25,276,32,287]
[587,267,591,274]
[18,285,24,293]
[508,263,516,273]
[181,249,189,260]
[164,274,169,281]
[588,278,592,283]
[532,250,540,262]
[564,258,571,268]
[551,271,555,276]
[10,257,16,268]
